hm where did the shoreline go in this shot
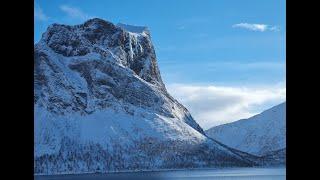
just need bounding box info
[34,166,286,176]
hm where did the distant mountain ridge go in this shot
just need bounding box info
[206,102,286,157]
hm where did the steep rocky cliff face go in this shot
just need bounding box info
[34,18,253,174]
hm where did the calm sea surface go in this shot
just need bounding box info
[35,167,286,180]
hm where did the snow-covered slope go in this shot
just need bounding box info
[206,102,286,156]
[34,18,253,175]
[117,23,148,34]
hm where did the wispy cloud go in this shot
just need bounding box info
[167,83,286,129]
[34,4,48,21]
[232,23,279,32]
[60,5,92,21]
[269,26,280,32]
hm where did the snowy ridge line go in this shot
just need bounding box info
[205,136,260,165]
[205,102,286,163]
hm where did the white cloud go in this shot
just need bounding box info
[34,4,48,21]
[232,23,279,32]
[167,83,286,130]
[269,26,280,32]
[60,5,92,21]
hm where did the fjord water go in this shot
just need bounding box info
[35,167,285,180]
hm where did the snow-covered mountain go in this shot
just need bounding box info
[206,102,286,157]
[34,18,253,175]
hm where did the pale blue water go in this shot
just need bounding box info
[35,167,286,180]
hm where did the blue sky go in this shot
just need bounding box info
[35,0,286,129]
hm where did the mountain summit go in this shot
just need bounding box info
[34,18,252,174]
